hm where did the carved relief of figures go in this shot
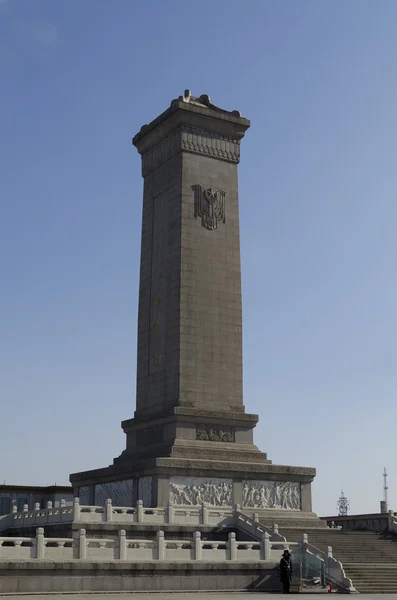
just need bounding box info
[94,480,134,507]
[170,477,232,506]
[191,185,226,231]
[242,481,301,511]
[196,424,234,443]
[138,477,152,507]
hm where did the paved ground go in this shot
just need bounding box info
[2,595,397,599]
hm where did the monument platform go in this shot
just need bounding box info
[70,91,321,528]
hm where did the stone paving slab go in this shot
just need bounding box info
[2,595,397,600]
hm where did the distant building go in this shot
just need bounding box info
[0,484,73,515]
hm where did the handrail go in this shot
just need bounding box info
[302,535,356,593]
[234,510,356,593]
[234,507,286,542]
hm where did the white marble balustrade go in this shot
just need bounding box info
[0,498,235,531]
[0,528,276,562]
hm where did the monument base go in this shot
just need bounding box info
[70,407,322,527]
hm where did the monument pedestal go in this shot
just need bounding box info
[70,91,321,527]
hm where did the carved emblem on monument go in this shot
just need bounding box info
[196,424,234,443]
[191,185,226,231]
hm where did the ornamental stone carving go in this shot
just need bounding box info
[170,477,232,506]
[242,480,301,511]
[78,486,91,505]
[94,480,134,507]
[196,424,234,443]
[156,457,316,478]
[191,185,227,231]
[140,125,241,176]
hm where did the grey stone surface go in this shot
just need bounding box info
[1,596,394,600]
[69,92,318,525]
[0,561,280,594]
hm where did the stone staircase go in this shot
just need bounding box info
[280,527,397,593]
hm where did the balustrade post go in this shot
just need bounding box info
[73,497,81,522]
[302,533,308,545]
[262,532,271,561]
[12,505,17,514]
[47,501,53,512]
[36,527,45,559]
[34,503,40,525]
[202,503,209,526]
[327,545,333,559]
[167,501,174,524]
[60,499,66,508]
[273,523,279,535]
[119,530,126,560]
[194,531,202,560]
[157,530,165,561]
[79,528,87,559]
[106,499,113,522]
[229,532,237,561]
[253,512,259,522]
[137,500,144,523]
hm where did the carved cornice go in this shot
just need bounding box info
[126,406,258,430]
[174,407,259,423]
[171,446,268,462]
[155,457,316,478]
[141,125,241,176]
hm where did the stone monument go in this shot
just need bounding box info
[70,91,319,526]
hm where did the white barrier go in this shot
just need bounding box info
[0,499,234,531]
[0,528,274,562]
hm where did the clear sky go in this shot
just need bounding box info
[0,0,396,517]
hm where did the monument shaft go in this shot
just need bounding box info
[135,99,245,417]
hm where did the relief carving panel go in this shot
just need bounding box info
[170,477,232,506]
[78,486,91,505]
[94,480,134,507]
[242,480,301,511]
[196,424,234,443]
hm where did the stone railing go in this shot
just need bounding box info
[0,500,74,531]
[302,533,356,593]
[236,510,356,593]
[235,507,287,542]
[0,528,281,562]
[0,499,235,531]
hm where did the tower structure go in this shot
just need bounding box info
[380,467,388,513]
[337,488,349,516]
[70,91,320,526]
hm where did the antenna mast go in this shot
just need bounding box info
[337,488,349,516]
[380,467,388,513]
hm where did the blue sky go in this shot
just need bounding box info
[0,0,396,517]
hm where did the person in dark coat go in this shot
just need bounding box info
[280,549,293,593]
